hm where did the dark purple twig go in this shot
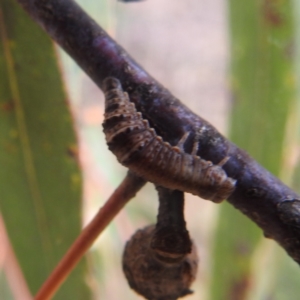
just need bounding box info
[15,0,300,264]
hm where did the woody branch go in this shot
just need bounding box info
[16,0,300,264]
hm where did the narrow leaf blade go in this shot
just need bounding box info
[0,1,90,298]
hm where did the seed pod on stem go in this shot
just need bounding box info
[122,188,198,300]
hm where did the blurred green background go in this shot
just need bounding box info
[1,0,300,299]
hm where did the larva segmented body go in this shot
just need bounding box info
[102,77,236,203]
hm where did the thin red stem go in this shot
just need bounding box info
[35,172,145,300]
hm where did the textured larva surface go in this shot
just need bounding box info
[102,77,236,203]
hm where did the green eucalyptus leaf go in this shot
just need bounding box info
[210,0,296,299]
[0,1,90,299]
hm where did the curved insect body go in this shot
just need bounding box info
[102,77,236,203]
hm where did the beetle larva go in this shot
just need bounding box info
[102,77,236,203]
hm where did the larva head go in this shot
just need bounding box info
[203,165,236,202]
[103,77,130,112]
[192,164,236,203]
[103,76,122,92]
[205,165,228,185]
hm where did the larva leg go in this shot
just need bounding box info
[191,135,200,156]
[217,156,230,167]
[175,132,190,152]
